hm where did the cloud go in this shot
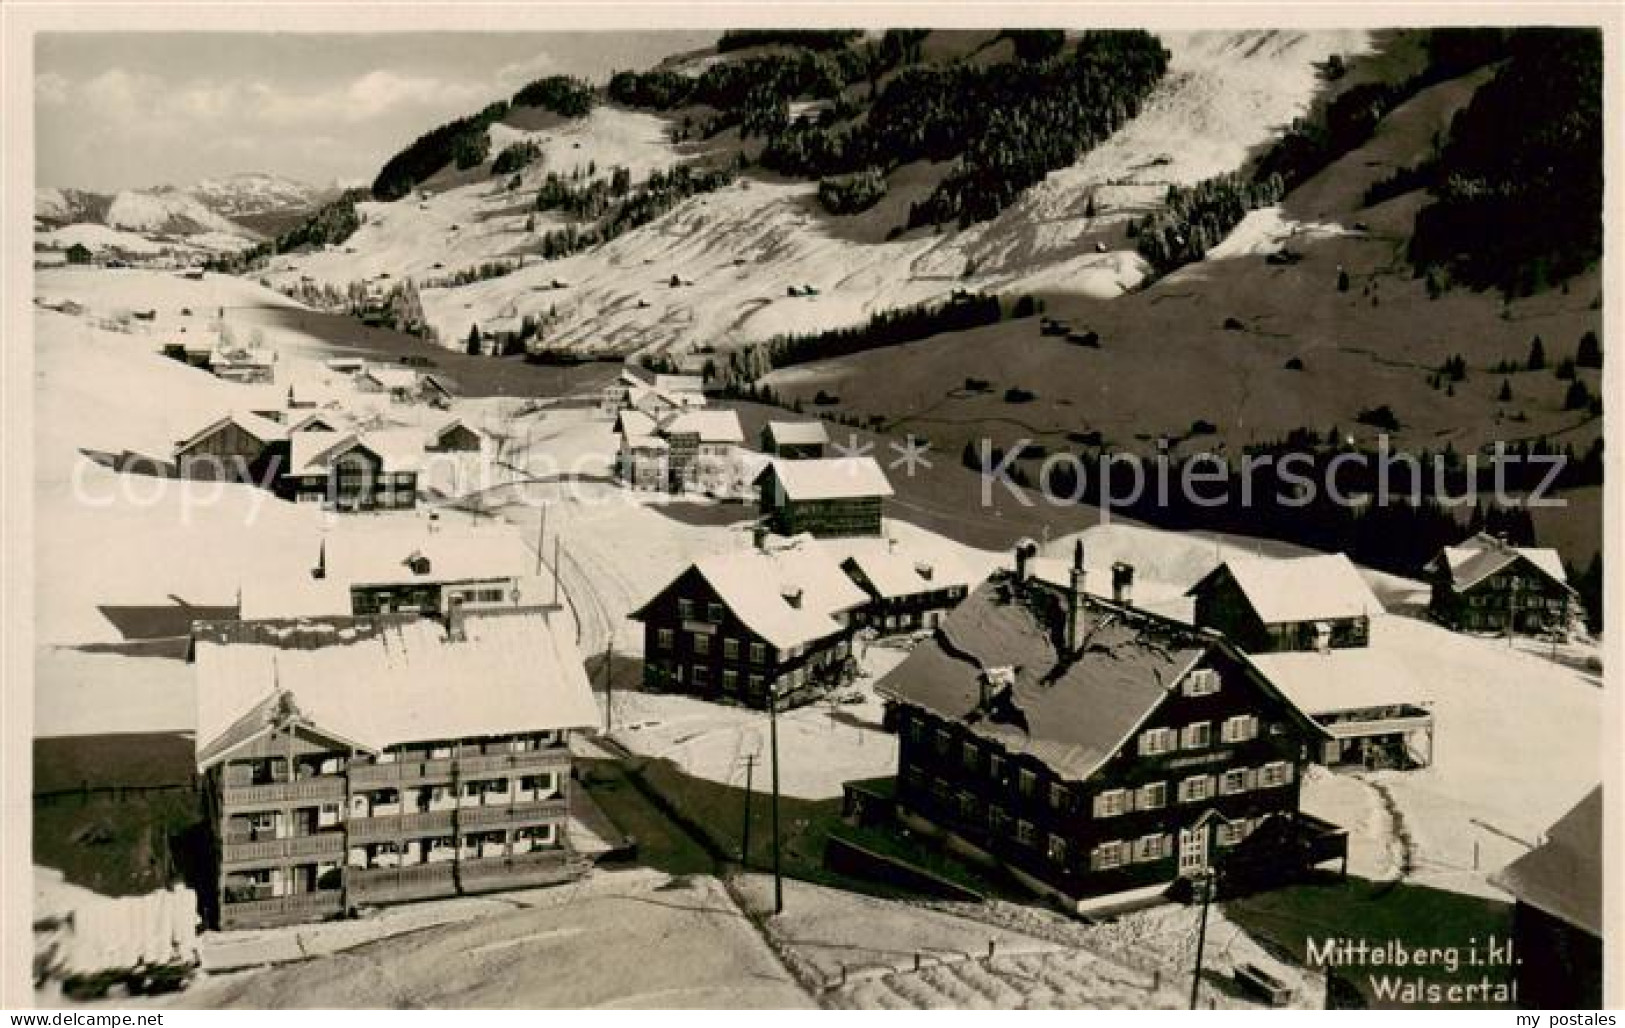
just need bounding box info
[494,52,559,85]
[35,71,71,105]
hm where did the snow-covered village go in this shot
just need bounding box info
[12,17,1613,1014]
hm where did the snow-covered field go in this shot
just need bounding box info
[262,30,1372,358]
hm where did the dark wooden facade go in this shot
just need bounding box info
[205,723,581,930]
[761,494,884,539]
[841,558,969,634]
[633,566,855,709]
[427,423,481,453]
[280,443,417,512]
[1428,552,1575,635]
[1191,568,1369,653]
[889,645,1332,905]
[175,421,277,484]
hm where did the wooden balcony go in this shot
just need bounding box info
[221,776,345,810]
[219,890,343,929]
[347,862,458,904]
[347,809,456,841]
[456,749,570,776]
[221,831,346,867]
[457,797,569,829]
[349,758,456,786]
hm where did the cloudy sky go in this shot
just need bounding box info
[35,32,717,192]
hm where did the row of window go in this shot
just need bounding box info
[1090,817,1265,871]
[1138,715,1259,757]
[1092,762,1294,817]
[656,628,772,664]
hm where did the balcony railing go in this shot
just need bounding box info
[349,759,456,786]
[347,810,457,841]
[222,777,346,808]
[220,890,344,926]
[458,798,569,828]
[222,831,346,866]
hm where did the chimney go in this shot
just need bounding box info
[781,585,803,609]
[753,523,769,551]
[1112,562,1135,607]
[312,539,327,580]
[1065,540,1086,653]
[1014,539,1038,584]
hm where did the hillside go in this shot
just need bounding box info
[258,30,1371,353]
[33,173,342,247]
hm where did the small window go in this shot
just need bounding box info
[1177,775,1214,804]
[723,637,740,661]
[1091,840,1128,870]
[707,602,724,623]
[1139,727,1175,756]
[1259,761,1294,788]
[1138,781,1167,810]
[693,632,711,655]
[677,599,696,620]
[960,741,980,771]
[1015,820,1036,846]
[1216,821,1247,847]
[1048,782,1070,812]
[657,628,674,650]
[1017,769,1037,798]
[934,729,953,756]
[1046,834,1069,863]
[749,642,767,664]
[692,665,710,687]
[1220,715,1258,743]
[1092,789,1128,818]
[1181,722,1211,750]
[1183,668,1219,697]
[722,669,739,692]
[1133,833,1168,863]
[1218,768,1250,796]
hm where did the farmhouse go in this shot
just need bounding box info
[1490,786,1602,1009]
[191,606,598,930]
[173,412,286,483]
[760,420,829,460]
[612,410,670,490]
[1425,533,1580,636]
[279,431,420,512]
[288,411,343,435]
[162,341,215,372]
[211,345,276,385]
[755,457,894,538]
[239,524,539,620]
[630,540,866,709]
[1186,555,1377,653]
[863,543,1346,913]
[355,365,452,406]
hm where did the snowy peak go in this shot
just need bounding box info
[34,173,339,238]
[186,173,339,218]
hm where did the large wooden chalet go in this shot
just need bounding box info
[192,606,599,930]
[1425,533,1580,636]
[613,408,745,494]
[630,541,866,709]
[866,543,1346,912]
[1187,554,1374,653]
[755,457,893,538]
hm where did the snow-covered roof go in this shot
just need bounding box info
[1436,533,1573,594]
[663,409,744,444]
[173,411,285,454]
[756,457,895,501]
[360,366,419,391]
[1491,786,1602,936]
[431,416,480,441]
[614,410,660,439]
[1188,554,1381,625]
[288,411,344,434]
[654,373,704,393]
[625,434,670,452]
[833,536,976,601]
[1247,638,1424,716]
[764,420,830,447]
[193,607,598,763]
[327,525,531,586]
[288,429,422,476]
[635,539,868,651]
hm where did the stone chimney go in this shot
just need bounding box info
[311,539,327,580]
[1065,540,1086,653]
[1014,539,1038,584]
[446,596,467,642]
[1112,562,1135,607]
[753,523,770,551]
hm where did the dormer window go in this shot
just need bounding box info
[405,552,432,576]
[1183,669,1219,697]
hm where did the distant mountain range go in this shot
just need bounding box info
[35,173,346,239]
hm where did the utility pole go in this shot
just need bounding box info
[553,536,562,606]
[769,685,783,915]
[1189,867,1214,1009]
[739,753,756,868]
[535,504,547,576]
[602,639,615,735]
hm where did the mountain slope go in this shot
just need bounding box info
[261,29,1372,355]
[33,174,342,241]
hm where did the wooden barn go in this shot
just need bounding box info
[755,457,893,539]
[279,431,419,512]
[173,413,286,483]
[760,420,829,460]
[1186,554,1377,654]
[426,418,482,454]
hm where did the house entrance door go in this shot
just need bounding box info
[1178,824,1210,876]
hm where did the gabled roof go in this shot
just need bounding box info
[613,410,660,439]
[654,373,704,393]
[1491,786,1602,936]
[174,412,286,454]
[288,411,343,434]
[1187,554,1381,625]
[359,366,419,391]
[192,607,598,764]
[663,409,744,444]
[755,457,895,501]
[834,537,975,601]
[631,540,867,651]
[431,416,480,441]
[1248,636,1422,715]
[1433,533,1574,595]
[877,573,1325,782]
[288,430,422,476]
[321,524,532,588]
[764,420,830,447]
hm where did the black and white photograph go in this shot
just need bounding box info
[1,2,1618,1014]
